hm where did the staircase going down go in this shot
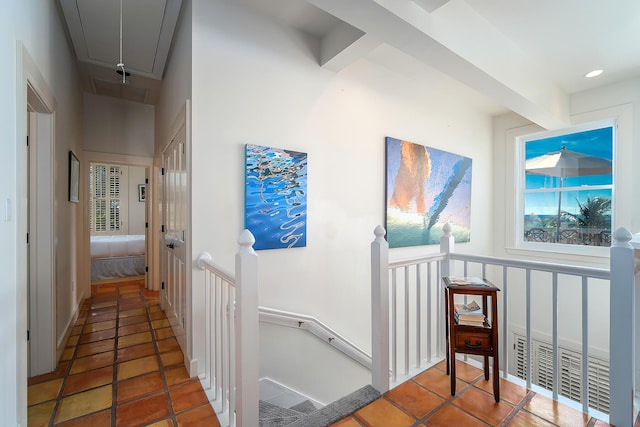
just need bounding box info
[258,385,381,427]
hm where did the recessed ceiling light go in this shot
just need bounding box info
[585,69,603,78]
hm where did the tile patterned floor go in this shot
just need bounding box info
[28,278,614,427]
[27,279,220,427]
[331,360,611,427]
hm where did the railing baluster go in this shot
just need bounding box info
[416,264,421,369]
[525,269,532,389]
[392,268,397,383]
[581,276,589,414]
[404,266,410,375]
[501,266,508,379]
[552,272,558,401]
[427,262,432,363]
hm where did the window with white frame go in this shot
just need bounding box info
[519,121,614,247]
[90,163,122,234]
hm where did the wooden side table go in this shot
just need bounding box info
[443,277,500,402]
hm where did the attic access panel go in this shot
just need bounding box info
[59,0,182,80]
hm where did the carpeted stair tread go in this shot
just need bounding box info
[259,400,305,427]
[285,384,381,427]
[289,399,318,414]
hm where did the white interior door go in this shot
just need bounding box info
[161,125,187,348]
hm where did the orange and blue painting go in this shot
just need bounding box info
[385,137,472,248]
[245,144,307,250]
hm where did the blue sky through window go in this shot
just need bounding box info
[524,126,613,217]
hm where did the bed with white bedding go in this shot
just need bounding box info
[90,234,146,280]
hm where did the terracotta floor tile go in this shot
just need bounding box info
[118,322,150,337]
[120,302,146,312]
[76,339,115,358]
[507,410,556,426]
[79,328,116,344]
[84,320,117,333]
[118,314,148,326]
[28,361,69,386]
[117,371,164,403]
[594,420,612,427]
[87,311,118,323]
[27,400,56,427]
[164,366,192,388]
[60,347,75,361]
[152,319,172,329]
[119,308,147,318]
[160,350,184,368]
[426,403,487,427]
[175,404,221,427]
[330,417,362,427]
[147,420,176,427]
[148,304,162,313]
[117,354,159,380]
[354,397,415,427]
[453,387,514,426]
[116,392,170,426]
[54,384,112,424]
[157,337,180,354]
[385,380,444,418]
[155,327,175,340]
[54,409,111,427]
[524,394,590,426]
[69,351,115,374]
[169,380,209,413]
[117,342,156,362]
[63,366,113,396]
[473,374,528,405]
[28,378,63,405]
[452,359,484,382]
[66,335,80,347]
[412,366,467,399]
[118,331,152,348]
[150,311,168,320]
[92,300,117,309]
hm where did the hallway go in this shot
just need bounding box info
[27,279,219,426]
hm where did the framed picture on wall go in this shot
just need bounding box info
[138,184,146,202]
[68,151,79,203]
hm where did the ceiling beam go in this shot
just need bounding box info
[320,23,380,72]
[308,0,570,129]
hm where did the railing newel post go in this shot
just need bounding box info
[371,225,390,393]
[440,223,454,277]
[609,227,635,427]
[235,229,259,426]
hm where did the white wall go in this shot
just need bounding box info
[190,0,494,398]
[84,93,154,157]
[0,1,83,424]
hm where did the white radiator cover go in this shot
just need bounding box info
[512,333,610,413]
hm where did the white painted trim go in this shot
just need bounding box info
[82,151,154,295]
[259,306,372,369]
[16,41,58,426]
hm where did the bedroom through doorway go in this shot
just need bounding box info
[88,162,149,286]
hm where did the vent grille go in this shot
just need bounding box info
[513,334,609,413]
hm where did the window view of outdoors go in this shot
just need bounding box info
[523,126,613,246]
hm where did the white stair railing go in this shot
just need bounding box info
[196,230,259,427]
[371,225,638,424]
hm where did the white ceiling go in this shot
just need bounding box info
[57,0,640,126]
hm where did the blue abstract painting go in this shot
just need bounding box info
[245,144,307,250]
[385,137,472,248]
